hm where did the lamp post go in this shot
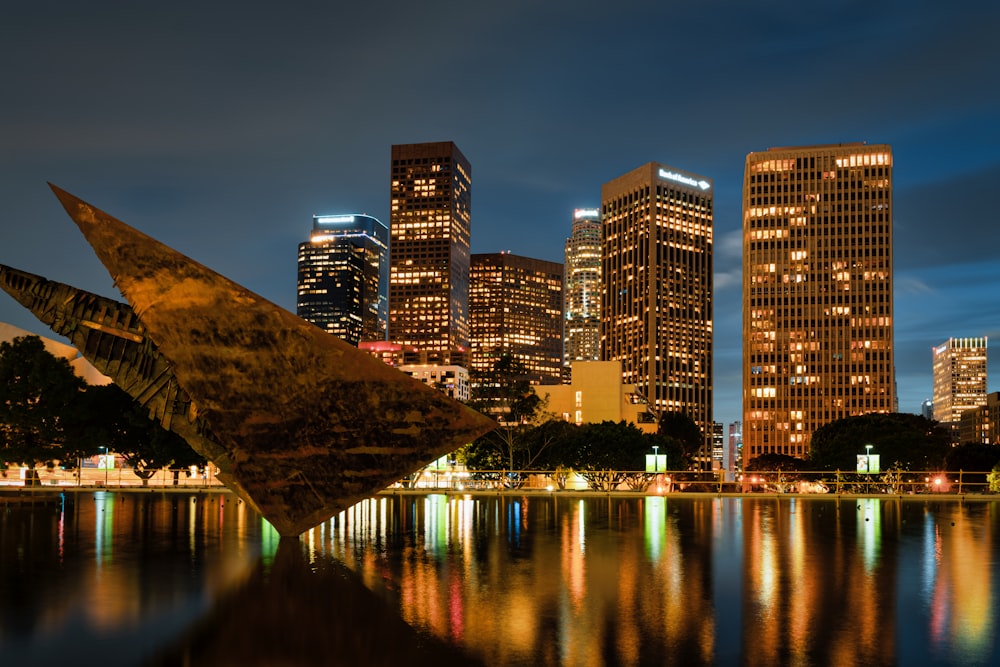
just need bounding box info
[99,446,109,487]
[865,444,873,494]
[652,445,659,472]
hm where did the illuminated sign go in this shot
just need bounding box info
[315,215,355,224]
[574,208,600,219]
[658,169,711,191]
[856,454,880,474]
[645,454,667,472]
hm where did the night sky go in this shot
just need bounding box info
[2,1,998,427]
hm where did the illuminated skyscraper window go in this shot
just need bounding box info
[470,252,564,385]
[297,214,388,346]
[933,336,988,425]
[389,141,471,366]
[741,143,895,465]
[563,208,601,380]
[601,162,714,461]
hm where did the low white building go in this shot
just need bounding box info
[399,364,470,402]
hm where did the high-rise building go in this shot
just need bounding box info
[297,214,389,345]
[742,143,895,465]
[563,208,602,380]
[389,141,472,366]
[601,162,714,459]
[932,336,988,425]
[470,252,564,385]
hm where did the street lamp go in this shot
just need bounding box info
[865,444,873,473]
[99,446,110,487]
[652,445,659,472]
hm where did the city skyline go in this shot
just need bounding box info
[2,2,998,428]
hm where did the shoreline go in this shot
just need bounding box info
[3,486,997,502]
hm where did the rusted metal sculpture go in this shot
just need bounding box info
[0,185,495,536]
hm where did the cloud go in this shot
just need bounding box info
[894,276,934,296]
[714,270,742,292]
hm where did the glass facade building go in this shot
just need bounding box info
[600,162,714,458]
[563,208,602,380]
[742,143,895,465]
[297,214,388,346]
[389,141,471,366]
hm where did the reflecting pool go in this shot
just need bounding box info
[2,491,999,666]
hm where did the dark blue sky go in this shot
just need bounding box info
[2,1,998,426]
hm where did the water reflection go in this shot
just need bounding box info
[316,495,1000,666]
[2,492,999,666]
[1,492,478,667]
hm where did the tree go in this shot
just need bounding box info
[562,421,649,491]
[0,335,85,467]
[468,353,543,424]
[944,443,1000,486]
[657,412,703,469]
[68,383,206,485]
[466,355,549,486]
[746,452,807,472]
[807,413,951,471]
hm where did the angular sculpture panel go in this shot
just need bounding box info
[0,185,495,536]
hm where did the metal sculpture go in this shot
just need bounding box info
[0,185,495,536]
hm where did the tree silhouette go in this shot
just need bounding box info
[808,413,951,471]
[0,335,85,466]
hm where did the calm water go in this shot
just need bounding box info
[2,491,998,666]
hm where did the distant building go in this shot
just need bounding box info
[543,361,657,432]
[921,398,934,420]
[389,141,471,366]
[711,422,724,471]
[601,163,714,460]
[742,143,895,467]
[727,422,742,478]
[932,337,988,426]
[398,364,470,402]
[470,252,563,385]
[957,391,998,445]
[358,340,420,367]
[297,214,388,345]
[563,208,601,380]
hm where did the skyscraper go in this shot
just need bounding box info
[932,336,988,425]
[297,213,388,345]
[470,252,564,385]
[601,162,714,457]
[389,141,472,366]
[563,208,601,380]
[742,143,895,465]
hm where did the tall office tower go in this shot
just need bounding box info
[470,252,564,385]
[563,208,602,380]
[297,213,389,346]
[601,163,714,458]
[932,337,988,424]
[742,143,895,465]
[389,141,472,366]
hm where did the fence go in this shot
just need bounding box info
[1,464,225,489]
[398,467,1000,495]
[5,464,996,496]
